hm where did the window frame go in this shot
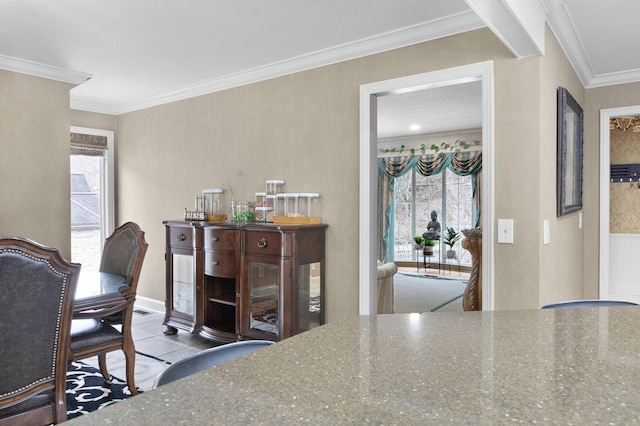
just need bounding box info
[70,126,115,247]
[394,168,472,265]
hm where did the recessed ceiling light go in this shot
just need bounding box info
[410,124,421,131]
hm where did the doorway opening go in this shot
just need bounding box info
[599,107,640,302]
[359,61,495,314]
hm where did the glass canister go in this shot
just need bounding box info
[232,201,254,223]
[284,193,301,217]
[276,193,286,218]
[266,194,277,222]
[254,192,270,222]
[202,188,225,221]
[266,179,285,195]
[299,193,320,218]
[194,195,205,213]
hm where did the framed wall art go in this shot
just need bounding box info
[556,87,584,217]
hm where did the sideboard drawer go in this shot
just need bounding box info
[168,226,193,249]
[244,231,282,257]
[204,251,236,278]
[204,228,236,251]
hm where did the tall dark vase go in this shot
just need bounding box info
[461,228,482,311]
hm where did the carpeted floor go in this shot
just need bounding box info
[393,272,468,313]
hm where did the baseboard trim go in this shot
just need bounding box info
[135,296,165,314]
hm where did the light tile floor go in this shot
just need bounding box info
[80,310,221,391]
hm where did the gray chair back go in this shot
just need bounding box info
[540,299,639,309]
[154,340,275,388]
[100,222,147,289]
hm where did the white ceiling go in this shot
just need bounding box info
[377,81,483,139]
[1,0,639,137]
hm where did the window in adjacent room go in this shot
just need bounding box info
[394,169,472,266]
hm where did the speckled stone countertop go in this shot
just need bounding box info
[69,308,640,424]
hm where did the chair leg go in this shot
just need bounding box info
[122,345,137,396]
[98,354,110,381]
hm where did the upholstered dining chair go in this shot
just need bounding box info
[69,222,148,396]
[540,299,639,309]
[0,237,80,425]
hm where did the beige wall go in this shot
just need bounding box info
[0,27,592,319]
[0,70,75,258]
[108,27,586,318]
[70,109,118,134]
[537,28,586,305]
[114,28,516,318]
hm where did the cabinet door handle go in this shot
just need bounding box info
[211,236,219,242]
[211,260,219,266]
[177,233,186,241]
[236,293,241,298]
[257,238,268,248]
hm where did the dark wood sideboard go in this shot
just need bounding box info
[163,220,327,343]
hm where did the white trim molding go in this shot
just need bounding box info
[0,53,91,85]
[359,61,495,315]
[72,10,485,115]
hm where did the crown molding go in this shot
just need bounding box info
[586,69,640,89]
[0,54,91,85]
[72,10,485,115]
[465,0,545,59]
[541,0,594,87]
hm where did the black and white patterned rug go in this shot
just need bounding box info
[66,361,140,420]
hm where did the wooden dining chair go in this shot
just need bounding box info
[69,222,148,396]
[0,237,80,425]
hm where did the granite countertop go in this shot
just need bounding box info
[69,308,640,424]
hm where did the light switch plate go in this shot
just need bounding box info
[543,220,550,245]
[578,212,583,229]
[498,219,514,244]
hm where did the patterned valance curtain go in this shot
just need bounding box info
[70,133,107,156]
[376,151,482,261]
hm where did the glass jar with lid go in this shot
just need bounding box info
[202,188,225,221]
[232,201,254,223]
[276,193,286,219]
[266,194,277,222]
[266,179,285,195]
[299,193,321,218]
[284,193,301,217]
[255,192,272,222]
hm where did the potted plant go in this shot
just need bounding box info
[413,235,424,249]
[443,227,462,258]
[422,239,436,256]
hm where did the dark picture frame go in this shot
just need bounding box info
[556,87,584,217]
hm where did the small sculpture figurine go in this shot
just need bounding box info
[422,210,441,241]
